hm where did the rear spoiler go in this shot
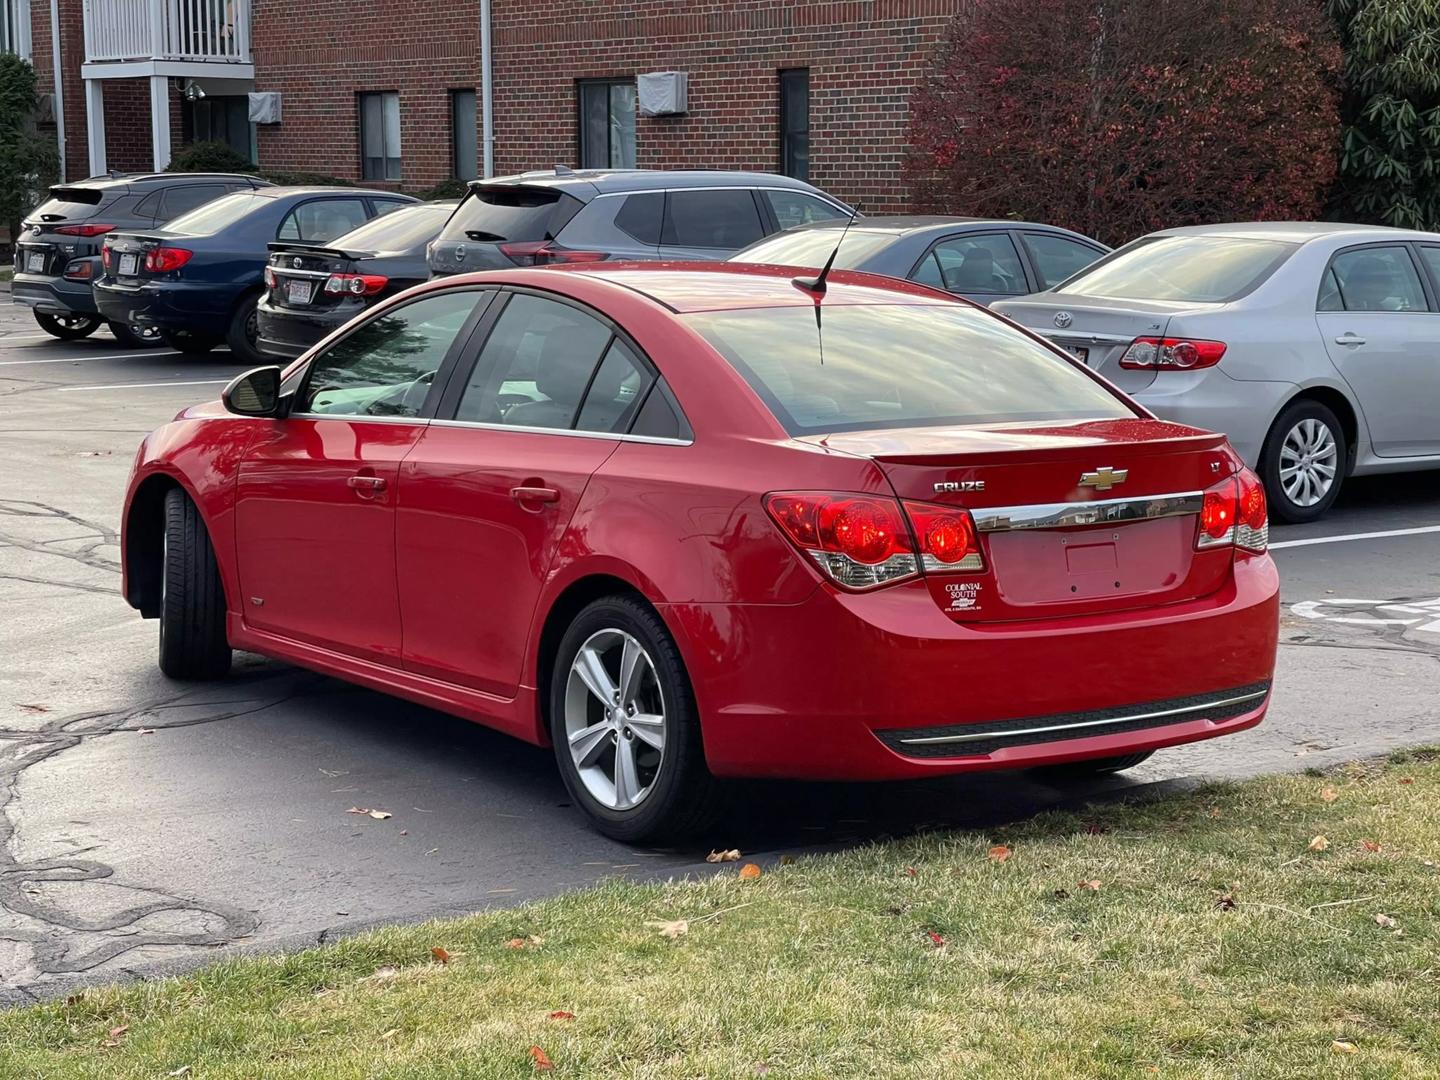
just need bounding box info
[266,241,377,261]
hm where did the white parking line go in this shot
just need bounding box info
[1271,524,1440,550]
[58,379,229,392]
[0,351,181,366]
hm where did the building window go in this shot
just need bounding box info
[578,79,636,169]
[779,68,809,181]
[359,91,402,181]
[451,89,478,180]
[2,0,32,61]
[182,96,253,163]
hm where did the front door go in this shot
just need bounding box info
[234,287,490,663]
[1318,243,1440,458]
[397,291,656,697]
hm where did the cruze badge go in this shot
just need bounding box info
[1054,311,1074,328]
[934,480,985,493]
[1079,466,1128,490]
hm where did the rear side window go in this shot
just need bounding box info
[1059,235,1297,303]
[278,199,370,242]
[439,187,581,243]
[614,192,663,245]
[913,233,1026,295]
[662,189,765,249]
[327,203,451,252]
[158,184,227,223]
[686,304,1131,435]
[1328,246,1428,312]
[730,227,893,270]
[1022,232,1106,289]
[764,190,848,231]
[164,192,269,235]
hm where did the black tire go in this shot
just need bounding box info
[1036,751,1155,779]
[35,312,101,340]
[225,293,266,365]
[550,596,726,843]
[108,320,162,349]
[1259,400,1347,525]
[161,330,221,355]
[158,488,232,680]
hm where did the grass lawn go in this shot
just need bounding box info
[3,752,1438,1079]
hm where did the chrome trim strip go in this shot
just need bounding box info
[287,412,430,426]
[896,688,1270,747]
[429,418,692,446]
[270,267,334,279]
[972,491,1203,533]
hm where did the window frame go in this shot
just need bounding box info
[358,90,403,182]
[577,78,638,170]
[1318,241,1437,315]
[907,230,1030,296]
[432,287,693,444]
[778,68,810,181]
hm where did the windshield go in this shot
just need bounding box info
[163,192,270,236]
[328,203,453,251]
[1057,235,1297,303]
[687,304,1132,435]
[730,229,895,269]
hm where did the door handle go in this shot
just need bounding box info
[1333,333,1366,347]
[347,474,387,499]
[511,485,560,507]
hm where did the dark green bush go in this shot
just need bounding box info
[0,55,59,245]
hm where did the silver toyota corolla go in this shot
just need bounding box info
[993,223,1440,522]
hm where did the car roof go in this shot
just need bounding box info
[60,172,268,190]
[556,262,955,313]
[774,216,1105,242]
[250,186,420,200]
[478,167,836,197]
[1150,221,1427,244]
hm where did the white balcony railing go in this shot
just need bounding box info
[84,0,249,64]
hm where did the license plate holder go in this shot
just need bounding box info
[118,253,138,276]
[26,251,45,273]
[286,279,313,305]
[1064,345,1089,365]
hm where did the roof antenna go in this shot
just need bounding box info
[793,209,860,296]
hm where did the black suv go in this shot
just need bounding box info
[12,172,270,347]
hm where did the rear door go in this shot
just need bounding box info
[1016,230,1108,291]
[277,197,371,245]
[397,290,655,697]
[1318,243,1440,457]
[658,188,768,261]
[908,232,1031,305]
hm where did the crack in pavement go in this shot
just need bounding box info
[0,672,322,976]
[0,572,120,596]
[0,499,121,576]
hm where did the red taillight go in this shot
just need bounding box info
[1235,467,1268,552]
[55,223,115,237]
[144,247,193,272]
[62,259,94,281]
[901,500,984,572]
[263,265,276,288]
[1195,468,1267,553]
[499,241,607,266]
[1199,486,1235,544]
[1119,337,1227,370]
[323,273,388,296]
[765,492,918,590]
[101,245,113,270]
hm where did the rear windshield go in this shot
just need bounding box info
[687,304,1132,435]
[438,187,575,243]
[328,203,452,251]
[31,188,106,222]
[730,229,895,270]
[163,191,270,236]
[1058,235,1297,303]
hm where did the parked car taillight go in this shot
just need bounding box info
[901,500,985,572]
[62,259,93,281]
[1196,468,1268,553]
[263,265,276,288]
[55,223,115,237]
[323,273,388,296]
[144,247,193,272]
[101,245,113,271]
[1119,336,1226,370]
[499,241,607,266]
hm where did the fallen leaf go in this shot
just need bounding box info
[646,919,689,938]
[1320,786,1339,803]
[108,1025,129,1039]
[548,1010,576,1021]
[380,1028,400,1040]
[1078,879,1102,891]
[530,1045,555,1071]
[167,1068,192,1078]
[706,849,741,863]
[903,866,918,877]
[1052,888,1071,900]
[1375,913,1398,929]
[504,937,528,950]
[16,703,50,714]
[1399,776,1414,785]
[1361,839,1382,853]
[1332,1040,1359,1054]
[1215,892,1238,911]
[739,863,762,880]
[926,930,946,948]
[431,946,451,964]
[368,810,392,820]
[1308,835,1330,852]
[64,993,83,1007]
[335,910,349,916]
[988,845,1011,863]
[1084,821,1108,835]
[365,966,399,982]
[137,728,155,736]
[1208,806,1223,819]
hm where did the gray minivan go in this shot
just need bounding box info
[427,168,853,275]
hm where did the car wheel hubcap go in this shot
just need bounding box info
[1279,418,1338,508]
[564,629,665,811]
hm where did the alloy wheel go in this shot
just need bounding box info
[563,628,666,811]
[1278,417,1337,508]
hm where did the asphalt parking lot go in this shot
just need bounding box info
[2,299,1438,1004]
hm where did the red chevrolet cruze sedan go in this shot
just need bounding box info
[120,263,1279,841]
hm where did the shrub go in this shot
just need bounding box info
[166,139,254,174]
[906,0,1344,246]
[0,55,59,245]
[1327,0,1440,228]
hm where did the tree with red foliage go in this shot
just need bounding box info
[906,0,1343,246]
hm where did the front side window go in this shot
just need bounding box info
[301,290,482,417]
[1328,246,1428,312]
[687,303,1132,435]
[1059,235,1297,303]
[451,89,478,180]
[579,79,637,169]
[1022,232,1106,289]
[912,233,1026,295]
[779,69,810,180]
[662,189,765,250]
[360,91,402,181]
[278,198,370,243]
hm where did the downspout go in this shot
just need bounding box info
[49,0,66,181]
[480,0,493,178]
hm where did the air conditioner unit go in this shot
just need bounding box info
[637,71,688,117]
[248,92,282,125]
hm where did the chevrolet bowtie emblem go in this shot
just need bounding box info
[1079,466,1128,490]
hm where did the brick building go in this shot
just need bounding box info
[6,0,961,212]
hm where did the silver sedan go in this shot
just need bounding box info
[993,223,1440,522]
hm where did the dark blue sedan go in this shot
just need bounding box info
[94,187,418,363]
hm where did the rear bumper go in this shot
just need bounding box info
[93,280,236,335]
[255,296,363,359]
[11,271,100,317]
[667,553,1279,781]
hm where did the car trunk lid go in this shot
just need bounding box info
[427,185,586,275]
[266,242,369,311]
[803,418,1237,622]
[18,186,111,278]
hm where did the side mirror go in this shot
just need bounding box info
[221,366,283,417]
